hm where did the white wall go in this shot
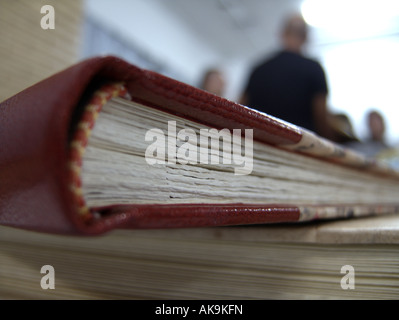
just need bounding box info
[84,0,220,85]
[311,36,399,144]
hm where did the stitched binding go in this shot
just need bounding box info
[68,82,127,222]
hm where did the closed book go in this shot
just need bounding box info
[1,56,398,235]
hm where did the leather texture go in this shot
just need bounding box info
[0,56,301,235]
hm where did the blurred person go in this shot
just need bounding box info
[199,68,226,97]
[363,109,389,156]
[367,110,386,145]
[346,109,389,157]
[240,13,334,140]
[329,113,359,145]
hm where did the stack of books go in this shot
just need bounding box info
[1,56,399,299]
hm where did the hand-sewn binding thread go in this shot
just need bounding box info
[68,82,127,222]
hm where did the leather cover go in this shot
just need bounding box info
[0,56,379,235]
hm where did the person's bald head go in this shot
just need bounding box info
[280,14,309,53]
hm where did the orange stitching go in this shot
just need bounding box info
[68,82,127,222]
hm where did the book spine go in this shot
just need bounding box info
[68,82,128,223]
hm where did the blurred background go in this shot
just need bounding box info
[1,0,399,146]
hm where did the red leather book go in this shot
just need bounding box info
[1,56,399,235]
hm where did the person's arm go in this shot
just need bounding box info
[238,91,249,106]
[310,61,336,141]
[312,92,335,141]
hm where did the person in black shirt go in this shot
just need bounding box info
[240,14,333,140]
